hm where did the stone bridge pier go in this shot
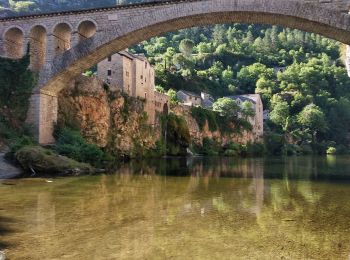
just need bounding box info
[1,0,350,144]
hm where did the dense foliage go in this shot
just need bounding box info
[0,53,36,147]
[164,112,191,156]
[0,0,147,16]
[54,127,110,167]
[130,24,350,154]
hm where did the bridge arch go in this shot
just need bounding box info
[40,0,350,95]
[53,22,73,56]
[77,20,97,42]
[29,25,47,71]
[6,0,349,144]
[4,26,24,59]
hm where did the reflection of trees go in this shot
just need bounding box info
[1,157,350,259]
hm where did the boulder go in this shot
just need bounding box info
[15,146,94,176]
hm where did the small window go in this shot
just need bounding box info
[108,56,112,62]
[145,62,147,69]
[140,75,143,80]
[145,77,147,82]
[107,70,112,76]
[145,93,147,99]
[126,71,129,76]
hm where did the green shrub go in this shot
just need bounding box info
[191,106,218,132]
[201,137,220,155]
[54,127,107,166]
[9,135,35,154]
[300,144,313,155]
[165,113,191,156]
[326,147,337,155]
[246,142,266,156]
[224,149,239,157]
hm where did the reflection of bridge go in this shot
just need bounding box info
[1,0,350,143]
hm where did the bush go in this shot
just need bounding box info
[191,106,218,132]
[224,149,239,157]
[300,144,313,155]
[326,147,337,155]
[54,127,108,167]
[201,137,220,155]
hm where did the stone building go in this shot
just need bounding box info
[97,51,169,126]
[177,90,214,108]
[227,94,264,142]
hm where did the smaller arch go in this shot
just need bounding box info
[77,20,97,42]
[4,27,24,59]
[163,103,169,115]
[53,23,72,56]
[29,25,47,71]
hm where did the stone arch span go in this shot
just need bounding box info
[22,0,350,144]
[40,0,350,95]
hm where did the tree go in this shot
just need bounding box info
[270,98,290,131]
[167,89,178,104]
[179,39,195,57]
[241,101,255,119]
[213,97,240,119]
[297,104,327,142]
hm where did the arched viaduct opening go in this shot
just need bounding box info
[77,21,97,43]
[4,27,24,59]
[29,25,47,72]
[53,23,72,56]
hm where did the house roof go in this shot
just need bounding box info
[178,90,201,98]
[226,94,260,104]
[118,50,149,62]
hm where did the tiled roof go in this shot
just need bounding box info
[178,90,201,98]
[226,94,260,104]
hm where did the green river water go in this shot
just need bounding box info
[1,156,350,259]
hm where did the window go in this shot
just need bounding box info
[107,70,112,76]
[145,62,147,69]
[108,56,112,62]
[145,93,147,99]
[145,77,147,82]
[140,75,143,80]
[126,71,129,76]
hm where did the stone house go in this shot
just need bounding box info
[176,90,202,107]
[97,50,169,125]
[177,90,214,107]
[227,94,264,142]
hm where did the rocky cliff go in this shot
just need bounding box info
[58,76,160,157]
[172,104,255,146]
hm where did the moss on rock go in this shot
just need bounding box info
[15,146,95,176]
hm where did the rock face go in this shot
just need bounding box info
[172,104,256,146]
[58,76,159,157]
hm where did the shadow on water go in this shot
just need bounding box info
[0,215,16,249]
[116,155,350,182]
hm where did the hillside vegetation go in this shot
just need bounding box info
[130,24,350,154]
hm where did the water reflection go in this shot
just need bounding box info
[0,156,350,259]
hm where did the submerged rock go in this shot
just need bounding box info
[15,146,95,176]
[0,251,5,260]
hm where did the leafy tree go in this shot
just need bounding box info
[179,39,195,57]
[213,97,240,119]
[297,104,327,142]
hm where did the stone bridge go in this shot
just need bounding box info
[1,0,350,144]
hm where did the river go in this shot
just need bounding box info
[1,156,350,259]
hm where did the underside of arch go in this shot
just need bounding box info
[40,8,350,95]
